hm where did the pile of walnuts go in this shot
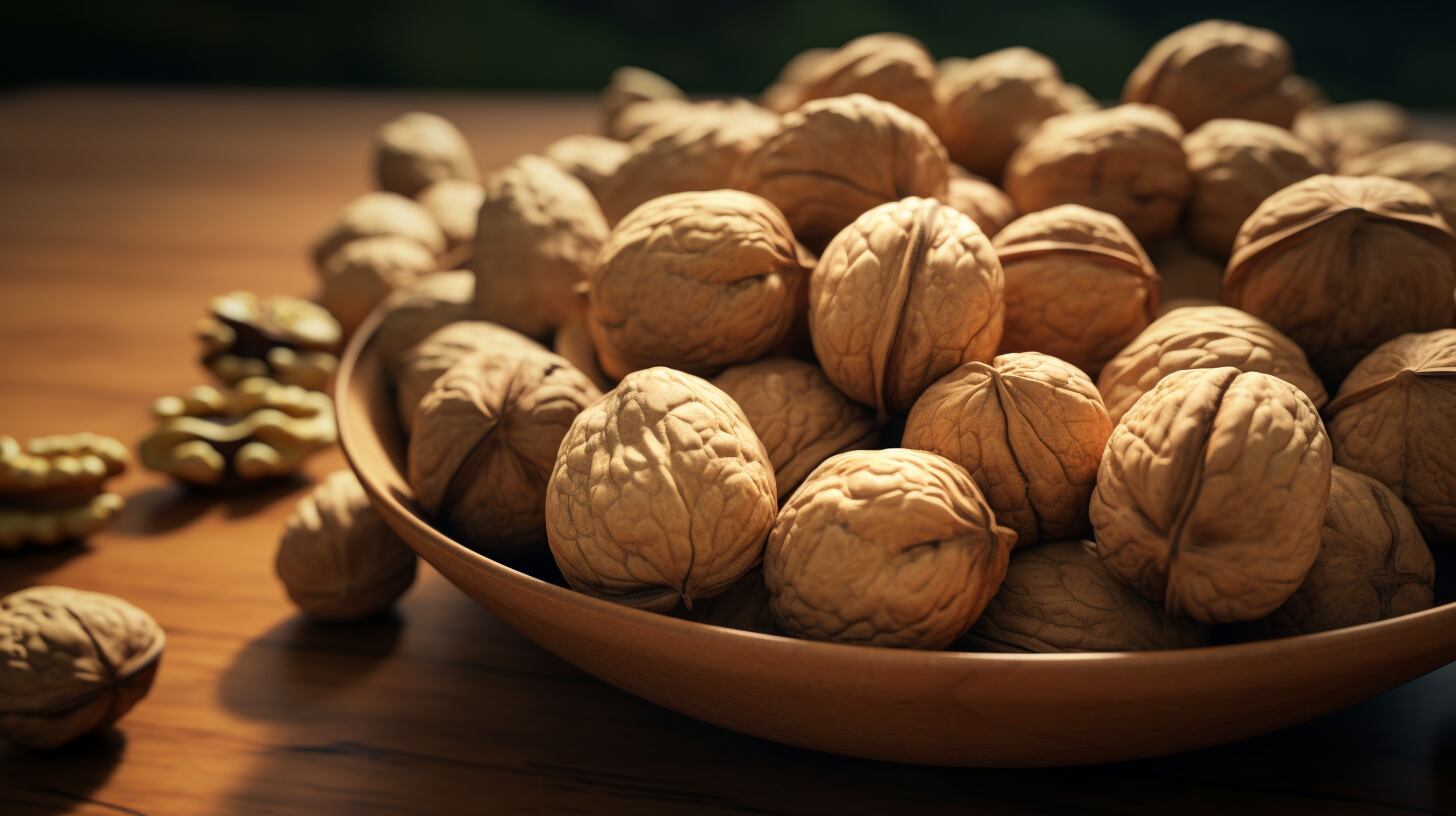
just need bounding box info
[341,20,1454,653]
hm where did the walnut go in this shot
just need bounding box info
[472,155,608,339]
[545,367,776,611]
[810,197,1003,416]
[1147,237,1224,307]
[1224,175,1456,385]
[943,165,1017,237]
[682,568,781,635]
[765,448,1015,649]
[771,33,940,131]
[737,94,950,249]
[196,291,342,391]
[416,177,484,255]
[606,98,699,144]
[1097,305,1328,424]
[374,112,478,198]
[596,100,781,223]
[1004,104,1190,242]
[1123,19,1308,131]
[316,236,438,337]
[276,470,417,620]
[1256,467,1434,638]
[961,541,1207,653]
[1294,100,1410,166]
[588,190,807,380]
[903,352,1113,547]
[601,66,685,139]
[311,192,447,269]
[1183,118,1327,258]
[935,47,1095,181]
[1341,140,1456,229]
[552,284,613,392]
[0,434,128,551]
[1091,367,1332,624]
[139,378,336,487]
[542,134,630,199]
[0,586,163,749]
[372,271,479,371]
[392,320,543,431]
[761,47,836,112]
[1325,329,1456,541]
[712,358,877,501]
[993,205,1160,377]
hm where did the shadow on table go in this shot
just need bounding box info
[110,478,315,537]
[0,730,128,815]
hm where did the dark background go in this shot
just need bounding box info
[4,1,1456,108]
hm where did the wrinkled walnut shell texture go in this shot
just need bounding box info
[318,236,438,336]
[392,320,543,431]
[1341,140,1456,229]
[783,33,940,132]
[372,271,479,372]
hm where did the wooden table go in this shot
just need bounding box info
[1,87,1453,815]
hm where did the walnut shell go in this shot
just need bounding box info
[810,197,1004,416]
[712,358,877,501]
[1091,367,1332,624]
[737,94,950,249]
[1123,19,1306,131]
[962,540,1207,653]
[416,177,484,253]
[1004,104,1190,242]
[1183,118,1327,259]
[371,271,479,371]
[317,236,438,337]
[588,190,806,380]
[1097,305,1328,423]
[776,33,940,132]
[374,112,478,198]
[392,320,543,431]
[903,352,1113,547]
[765,448,1015,649]
[1325,329,1456,541]
[1293,100,1410,166]
[601,66,685,139]
[276,470,417,620]
[1257,467,1434,638]
[935,47,1094,181]
[543,134,631,199]
[1224,175,1456,385]
[552,284,613,392]
[944,165,1017,237]
[0,586,163,749]
[1341,140,1456,229]
[471,155,608,339]
[411,348,601,559]
[992,204,1158,376]
[761,47,836,113]
[545,367,777,611]
[311,191,447,269]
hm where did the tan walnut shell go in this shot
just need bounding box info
[961,540,1207,653]
[276,470,418,620]
[0,586,163,749]
[546,367,776,611]
[1004,104,1190,242]
[196,291,342,392]
[765,448,1015,649]
[712,358,877,501]
[736,94,950,250]
[1256,467,1434,638]
[317,236,438,337]
[392,319,543,432]
[543,134,631,200]
[0,434,128,552]
[311,191,447,269]
[810,196,1004,416]
[1341,140,1456,229]
[374,111,478,198]
[1097,304,1328,424]
[471,155,608,339]
[588,190,807,380]
[416,177,485,255]
[903,352,1113,548]
[992,204,1159,376]
[1091,367,1332,624]
[775,33,940,132]
[601,66,685,140]
[1293,100,1410,167]
[553,283,613,392]
[944,165,1017,237]
[1325,329,1456,541]
[1183,118,1327,259]
[372,271,479,372]
[761,47,836,113]
[1224,175,1456,385]
[1123,19,1307,131]
[935,47,1096,181]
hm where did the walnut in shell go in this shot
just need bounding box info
[372,271,479,372]
[944,165,1017,237]
[712,358,877,501]
[311,192,447,269]
[992,204,1158,376]
[1257,467,1434,638]
[1325,329,1456,541]
[773,33,940,131]
[961,541,1207,653]
[588,190,807,380]
[543,134,631,199]
[1224,175,1456,385]
[765,448,1014,649]
[1341,140,1456,229]
[1123,19,1308,131]
[736,94,950,249]
[601,66,685,140]
[317,236,438,337]
[1183,118,1327,258]
[545,367,775,611]
[277,470,417,620]
[810,197,1004,416]
[761,47,836,113]
[471,155,608,339]
[903,353,1113,547]
[553,283,613,392]
[374,111,478,198]
[1003,104,1190,242]
[196,291,342,391]
[392,320,543,432]
[416,177,485,255]
[1293,100,1410,166]
[0,434,128,551]
[1091,367,1332,624]
[1097,305,1328,423]
[0,586,163,749]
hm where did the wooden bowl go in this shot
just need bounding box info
[337,314,1456,767]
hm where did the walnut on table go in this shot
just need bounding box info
[0,434,128,551]
[197,291,342,392]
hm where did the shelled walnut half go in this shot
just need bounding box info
[0,434,128,551]
[197,291,343,391]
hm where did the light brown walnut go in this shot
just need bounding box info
[761,48,836,113]
[1294,100,1410,166]
[601,66,686,140]
[311,191,446,269]
[317,236,438,336]
[543,134,631,200]
[372,271,479,372]
[775,33,940,132]
[416,177,485,255]
[392,320,544,431]
[765,448,1015,649]
[1341,140,1456,229]
[374,111,478,198]
[552,283,613,392]
[545,367,777,611]
[1091,367,1332,624]
[943,165,1017,237]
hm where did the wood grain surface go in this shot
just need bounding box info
[0,87,1454,815]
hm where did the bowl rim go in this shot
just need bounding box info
[337,307,1456,672]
